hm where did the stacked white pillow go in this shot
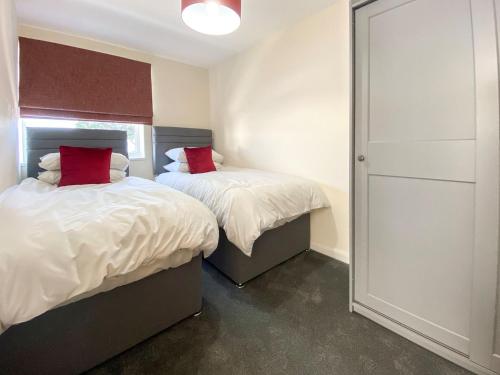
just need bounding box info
[37,152,129,185]
[164,148,224,173]
[164,161,223,173]
[166,148,224,164]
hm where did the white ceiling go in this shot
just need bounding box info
[15,0,339,67]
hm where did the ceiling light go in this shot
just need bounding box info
[181,0,241,36]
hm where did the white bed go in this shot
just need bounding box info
[156,166,329,256]
[0,176,218,333]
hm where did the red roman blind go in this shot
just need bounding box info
[19,37,153,125]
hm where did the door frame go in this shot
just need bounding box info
[349,0,500,373]
[349,0,378,314]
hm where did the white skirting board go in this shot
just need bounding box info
[492,354,500,373]
[353,302,497,375]
[311,243,349,264]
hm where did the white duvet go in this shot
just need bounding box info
[156,166,330,256]
[0,177,218,333]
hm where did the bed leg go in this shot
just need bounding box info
[305,248,311,252]
[236,283,246,289]
[193,310,202,317]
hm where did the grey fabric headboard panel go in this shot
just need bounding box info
[26,128,129,178]
[152,126,213,175]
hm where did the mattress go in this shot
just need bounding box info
[156,166,329,256]
[0,177,219,333]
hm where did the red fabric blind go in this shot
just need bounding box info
[19,37,153,125]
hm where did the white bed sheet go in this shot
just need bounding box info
[156,166,329,256]
[0,177,218,333]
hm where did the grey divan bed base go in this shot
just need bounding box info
[208,214,310,285]
[153,126,311,285]
[0,128,203,375]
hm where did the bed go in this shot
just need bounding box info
[153,126,329,286]
[0,128,218,375]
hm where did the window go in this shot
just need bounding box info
[19,118,145,163]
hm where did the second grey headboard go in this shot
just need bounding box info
[26,128,129,178]
[152,126,213,175]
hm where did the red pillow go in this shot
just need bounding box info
[59,146,112,187]
[184,146,216,174]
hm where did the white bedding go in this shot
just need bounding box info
[0,177,218,333]
[156,166,329,256]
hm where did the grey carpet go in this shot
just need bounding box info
[87,252,472,375]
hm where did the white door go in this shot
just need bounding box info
[354,0,499,368]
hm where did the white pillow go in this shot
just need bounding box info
[37,170,61,185]
[39,152,130,171]
[38,169,127,185]
[163,162,222,173]
[165,148,224,164]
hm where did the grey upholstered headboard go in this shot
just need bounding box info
[26,128,129,178]
[152,126,213,175]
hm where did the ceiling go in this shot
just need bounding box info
[15,0,339,67]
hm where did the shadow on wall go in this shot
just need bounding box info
[0,0,19,191]
[311,185,350,263]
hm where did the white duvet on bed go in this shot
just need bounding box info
[156,166,329,256]
[0,177,218,333]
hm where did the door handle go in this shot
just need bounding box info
[358,155,365,162]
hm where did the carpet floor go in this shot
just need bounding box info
[87,251,472,375]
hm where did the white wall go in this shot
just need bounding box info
[209,0,351,262]
[18,25,211,180]
[0,0,19,192]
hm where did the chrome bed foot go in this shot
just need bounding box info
[193,310,202,317]
[236,283,246,289]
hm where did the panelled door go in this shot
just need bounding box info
[354,0,499,368]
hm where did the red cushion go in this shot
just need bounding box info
[59,146,112,187]
[184,146,216,174]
